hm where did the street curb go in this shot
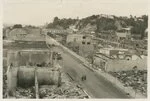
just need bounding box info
[82,89,92,98]
[82,63,94,72]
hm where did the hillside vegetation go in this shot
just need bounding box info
[46,14,148,38]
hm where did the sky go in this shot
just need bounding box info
[3,0,149,26]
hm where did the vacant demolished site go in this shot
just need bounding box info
[3,41,88,99]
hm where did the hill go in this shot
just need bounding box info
[46,14,148,38]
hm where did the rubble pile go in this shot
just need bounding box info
[109,70,147,96]
[39,73,87,99]
[15,87,35,98]
[5,72,87,99]
[3,73,7,98]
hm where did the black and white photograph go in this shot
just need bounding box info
[1,0,148,99]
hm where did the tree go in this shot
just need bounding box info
[46,23,54,28]
[53,17,59,22]
[53,17,59,26]
[13,24,22,28]
[131,16,148,39]
[96,17,117,32]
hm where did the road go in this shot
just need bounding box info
[55,47,130,98]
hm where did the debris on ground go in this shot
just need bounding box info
[15,87,35,98]
[39,73,88,99]
[4,72,88,99]
[109,70,147,96]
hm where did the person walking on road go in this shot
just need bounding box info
[81,75,86,81]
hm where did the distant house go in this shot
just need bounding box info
[116,27,131,40]
[69,25,78,32]
[79,23,97,34]
[94,48,147,71]
[98,48,130,59]
[78,37,95,57]
[131,34,142,40]
[43,28,66,34]
[137,18,144,21]
[66,34,94,56]
[66,34,93,44]
[99,14,114,19]
[66,28,74,34]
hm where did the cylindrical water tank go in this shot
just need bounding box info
[37,68,59,85]
[17,67,35,87]
[17,67,60,88]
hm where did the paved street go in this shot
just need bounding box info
[55,47,130,98]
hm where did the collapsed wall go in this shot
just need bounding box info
[7,50,51,67]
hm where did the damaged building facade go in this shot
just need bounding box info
[94,48,147,72]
